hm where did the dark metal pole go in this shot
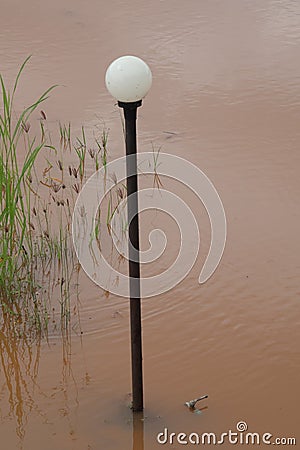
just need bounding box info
[118,100,143,412]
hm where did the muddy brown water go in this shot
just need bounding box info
[1,0,300,449]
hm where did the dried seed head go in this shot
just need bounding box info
[51,182,61,193]
[117,187,124,199]
[22,245,28,255]
[43,165,52,176]
[40,110,47,120]
[89,148,96,159]
[21,121,31,133]
[111,172,117,185]
[72,183,80,193]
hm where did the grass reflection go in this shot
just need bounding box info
[0,311,41,441]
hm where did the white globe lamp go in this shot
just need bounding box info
[105,55,152,103]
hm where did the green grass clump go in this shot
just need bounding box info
[0,56,56,303]
[0,58,110,334]
[0,58,159,336]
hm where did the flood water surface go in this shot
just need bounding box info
[1,0,300,449]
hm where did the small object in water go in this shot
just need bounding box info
[185,395,208,409]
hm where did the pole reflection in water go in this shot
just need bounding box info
[132,411,144,450]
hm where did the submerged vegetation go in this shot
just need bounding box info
[0,58,162,338]
[0,58,113,336]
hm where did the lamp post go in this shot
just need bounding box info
[105,56,152,412]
